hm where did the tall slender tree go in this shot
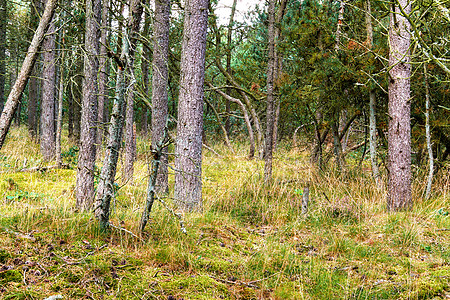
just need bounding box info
[95,0,143,230]
[0,0,6,112]
[123,0,145,183]
[387,0,412,210]
[151,0,170,193]
[76,0,102,210]
[365,0,380,185]
[97,0,110,154]
[40,0,56,161]
[28,0,42,139]
[224,0,237,136]
[174,0,209,211]
[0,0,58,149]
[264,0,276,183]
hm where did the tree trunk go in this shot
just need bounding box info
[225,0,237,136]
[264,0,276,183]
[151,0,171,193]
[174,0,208,212]
[68,80,74,142]
[95,0,143,230]
[123,85,136,182]
[0,0,6,113]
[28,65,38,140]
[140,11,150,137]
[97,0,110,155]
[387,0,412,211]
[123,0,144,184]
[365,0,379,185]
[40,9,56,161]
[0,0,58,150]
[335,0,345,51]
[55,37,65,167]
[76,0,102,210]
[424,64,433,199]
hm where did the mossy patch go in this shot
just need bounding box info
[0,269,22,284]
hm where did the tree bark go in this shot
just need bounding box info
[76,0,102,210]
[123,0,144,183]
[123,82,137,182]
[97,0,110,155]
[151,0,171,193]
[55,35,65,167]
[387,0,412,211]
[225,0,237,136]
[424,64,433,199]
[140,10,150,137]
[0,0,6,113]
[40,8,56,161]
[264,0,276,183]
[174,0,208,212]
[95,0,143,229]
[0,0,58,150]
[365,0,380,185]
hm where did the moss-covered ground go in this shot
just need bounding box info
[0,127,448,299]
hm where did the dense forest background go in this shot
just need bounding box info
[0,0,449,299]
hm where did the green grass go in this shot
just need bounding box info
[0,126,448,299]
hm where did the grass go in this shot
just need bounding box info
[0,126,448,299]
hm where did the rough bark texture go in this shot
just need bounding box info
[123,0,144,183]
[369,91,379,180]
[140,12,150,137]
[264,0,276,183]
[95,0,143,229]
[97,0,109,154]
[76,0,102,210]
[365,0,379,184]
[151,0,170,193]
[174,0,209,212]
[56,39,64,166]
[424,64,433,199]
[225,0,237,136]
[0,0,57,150]
[387,0,412,211]
[40,14,56,161]
[123,84,136,182]
[0,0,6,112]
[28,0,42,139]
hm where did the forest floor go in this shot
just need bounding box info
[0,126,448,299]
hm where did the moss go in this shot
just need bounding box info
[159,275,229,299]
[410,278,448,299]
[0,269,22,284]
[274,282,304,299]
[0,249,11,264]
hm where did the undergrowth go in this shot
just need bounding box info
[0,126,448,299]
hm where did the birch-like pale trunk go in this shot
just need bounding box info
[424,64,433,199]
[95,0,143,229]
[0,0,6,112]
[365,0,380,185]
[387,0,412,211]
[0,0,58,150]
